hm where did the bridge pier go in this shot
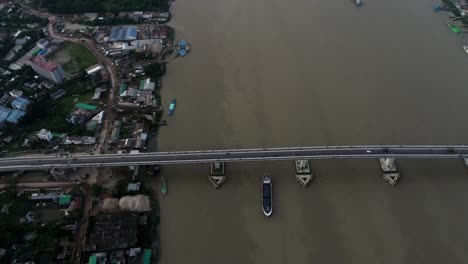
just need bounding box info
[295,160,314,187]
[379,158,400,186]
[209,162,226,189]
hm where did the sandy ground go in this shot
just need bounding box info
[150,0,468,262]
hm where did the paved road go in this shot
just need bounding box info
[1,145,468,171]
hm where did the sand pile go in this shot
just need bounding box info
[119,195,150,212]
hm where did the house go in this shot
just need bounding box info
[50,89,65,100]
[127,182,141,192]
[11,97,30,110]
[37,129,53,141]
[36,38,49,49]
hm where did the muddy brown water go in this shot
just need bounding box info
[149,0,468,262]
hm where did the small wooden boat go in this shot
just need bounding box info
[161,176,167,195]
[168,99,176,116]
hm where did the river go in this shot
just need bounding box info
[149,0,468,262]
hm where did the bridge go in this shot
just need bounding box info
[1,145,468,172]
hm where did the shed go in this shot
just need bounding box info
[59,195,72,206]
[88,255,97,264]
[11,97,30,110]
[75,103,97,111]
[143,249,151,264]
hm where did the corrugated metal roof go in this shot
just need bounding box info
[88,255,97,264]
[143,249,151,264]
[75,103,97,111]
[6,109,25,124]
[59,195,71,205]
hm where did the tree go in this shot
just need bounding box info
[91,183,104,196]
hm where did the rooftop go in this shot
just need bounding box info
[30,56,60,71]
[86,212,138,251]
[75,103,97,111]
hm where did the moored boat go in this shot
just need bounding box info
[161,176,168,195]
[168,99,176,116]
[179,40,188,57]
[464,45,468,54]
[262,174,272,216]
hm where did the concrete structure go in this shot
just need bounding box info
[37,129,53,142]
[29,56,65,84]
[3,145,468,171]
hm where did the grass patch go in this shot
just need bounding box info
[50,43,97,74]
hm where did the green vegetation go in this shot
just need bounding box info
[41,0,170,14]
[50,43,97,74]
[19,79,95,133]
[91,183,104,196]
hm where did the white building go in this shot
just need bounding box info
[37,129,53,142]
[36,38,49,49]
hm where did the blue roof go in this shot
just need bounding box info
[109,26,137,42]
[6,109,25,124]
[126,26,137,40]
[0,106,11,123]
[11,97,30,109]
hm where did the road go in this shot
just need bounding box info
[1,145,468,171]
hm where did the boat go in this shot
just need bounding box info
[168,99,176,116]
[179,40,188,57]
[161,176,167,195]
[262,174,272,216]
[464,46,468,54]
[352,0,362,6]
[448,22,463,36]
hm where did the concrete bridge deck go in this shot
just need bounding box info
[1,145,468,172]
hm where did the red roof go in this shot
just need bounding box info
[30,56,60,71]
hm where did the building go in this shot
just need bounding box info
[11,97,30,110]
[36,38,49,49]
[0,106,25,125]
[63,136,96,145]
[29,56,65,84]
[6,109,26,124]
[108,26,138,42]
[85,213,138,252]
[139,78,155,91]
[37,129,53,141]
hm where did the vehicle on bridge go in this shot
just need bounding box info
[262,175,273,217]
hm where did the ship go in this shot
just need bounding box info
[262,174,272,216]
